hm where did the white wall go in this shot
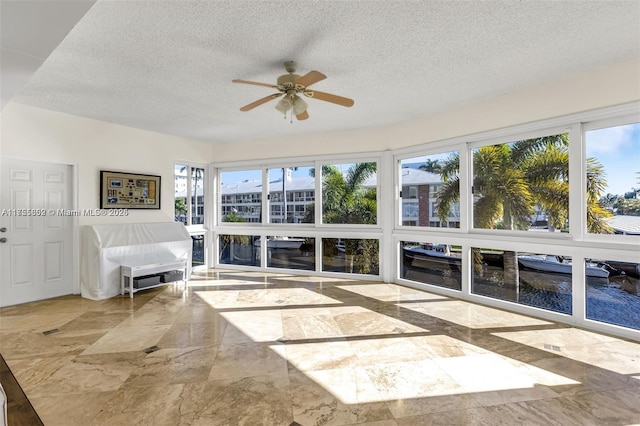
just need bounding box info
[0,103,212,226]
[213,58,640,162]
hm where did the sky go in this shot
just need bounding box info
[585,122,640,196]
[188,122,639,197]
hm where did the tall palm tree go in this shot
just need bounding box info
[419,159,442,174]
[179,166,204,225]
[322,162,377,225]
[305,163,379,273]
[280,166,299,223]
[436,135,612,285]
[438,134,612,231]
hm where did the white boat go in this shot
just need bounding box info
[403,244,461,271]
[254,236,305,249]
[518,254,609,278]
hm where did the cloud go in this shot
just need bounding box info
[586,122,639,156]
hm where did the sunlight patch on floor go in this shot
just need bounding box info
[404,301,552,329]
[493,329,639,375]
[196,287,342,309]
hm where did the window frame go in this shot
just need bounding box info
[218,167,264,226]
[316,157,381,229]
[265,163,316,225]
[395,142,467,232]
[466,125,574,238]
[581,114,640,243]
[174,162,207,232]
[213,153,384,279]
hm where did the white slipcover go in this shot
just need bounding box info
[80,222,192,300]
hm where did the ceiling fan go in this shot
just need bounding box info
[232,61,354,121]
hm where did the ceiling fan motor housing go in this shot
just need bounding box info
[277,73,300,88]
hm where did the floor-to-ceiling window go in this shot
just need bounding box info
[211,104,639,340]
[214,157,381,278]
[395,105,639,340]
[582,117,640,331]
[175,163,207,267]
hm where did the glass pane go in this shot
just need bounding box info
[192,235,205,267]
[220,169,262,223]
[472,249,572,314]
[401,241,462,290]
[266,237,315,271]
[219,234,260,267]
[321,162,377,225]
[322,238,379,275]
[268,166,315,224]
[191,167,205,225]
[174,164,187,224]
[472,133,569,232]
[400,152,460,228]
[585,122,640,236]
[587,258,640,330]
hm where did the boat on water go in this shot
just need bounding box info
[254,236,305,249]
[518,254,609,278]
[601,260,640,278]
[403,244,461,271]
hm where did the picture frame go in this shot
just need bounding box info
[100,170,161,209]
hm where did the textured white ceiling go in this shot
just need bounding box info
[7,0,640,144]
[0,0,96,109]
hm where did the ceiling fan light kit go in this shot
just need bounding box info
[232,61,354,122]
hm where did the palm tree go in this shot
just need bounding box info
[436,135,612,286]
[305,163,379,273]
[174,197,187,223]
[438,134,612,231]
[322,163,377,225]
[419,159,442,174]
[280,167,298,223]
[180,166,204,225]
[585,158,615,232]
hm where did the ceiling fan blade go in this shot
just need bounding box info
[295,71,326,88]
[232,79,280,89]
[304,90,354,107]
[240,93,282,111]
[296,110,309,121]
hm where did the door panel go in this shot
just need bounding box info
[1,159,73,307]
[11,188,32,231]
[44,241,64,281]
[10,244,33,286]
[44,189,64,230]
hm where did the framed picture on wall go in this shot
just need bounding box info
[100,170,161,209]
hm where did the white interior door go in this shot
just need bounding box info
[0,159,73,307]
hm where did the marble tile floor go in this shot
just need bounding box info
[1,269,639,425]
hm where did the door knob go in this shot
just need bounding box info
[0,238,7,243]
[0,227,6,232]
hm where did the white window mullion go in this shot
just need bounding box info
[380,150,395,283]
[185,165,193,225]
[569,124,585,241]
[459,142,470,234]
[314,160,323,272]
